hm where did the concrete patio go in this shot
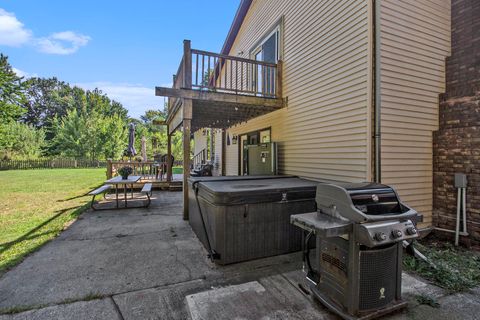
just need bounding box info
[0,191,479,320]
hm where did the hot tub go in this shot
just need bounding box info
[188,176,317,264]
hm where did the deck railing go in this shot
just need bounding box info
[106,160,164,181]
[169,40,282,113]
[191,49,278,97]
[192,148,207,168]
[106,160,183,180]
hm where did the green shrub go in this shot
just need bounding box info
[404,242,480,293]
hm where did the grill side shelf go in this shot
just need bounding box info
[290,212,352,237]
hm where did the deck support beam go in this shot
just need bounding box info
[167,127,172,182]
[155,87,283,109]
[182,98,193,220]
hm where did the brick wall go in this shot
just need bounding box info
[433,0,480,247]
[433,96,480,247]
[445,0,480,99]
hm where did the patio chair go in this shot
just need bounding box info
[190,163,213,177]
[158,154,174,180]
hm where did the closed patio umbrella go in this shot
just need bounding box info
[124,123,137,159]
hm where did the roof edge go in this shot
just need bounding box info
[220,0,253,56]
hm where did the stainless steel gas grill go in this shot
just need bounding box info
[291,182,419,320]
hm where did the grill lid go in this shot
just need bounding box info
[348,186,401,216]
[315,182,417,223]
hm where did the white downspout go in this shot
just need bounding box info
[374,0,382,183]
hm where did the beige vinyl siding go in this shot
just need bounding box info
[379,0,451,225]
[225,0,373,181]
[212,130,223,175]
[193,130,208,158]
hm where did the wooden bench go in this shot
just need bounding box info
[141,183,153,207]
[89,185,112,210]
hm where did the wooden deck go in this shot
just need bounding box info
[106,160,183,191]
[156,40,284,133]
[155,40,285,220]
[139,174,183,191]
[114,176,183,192]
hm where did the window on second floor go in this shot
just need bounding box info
[250,23,282,96]
[252,27,280,64]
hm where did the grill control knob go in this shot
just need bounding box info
[406,227,417,235]
[392,229,403,239]
[374,232,387,241]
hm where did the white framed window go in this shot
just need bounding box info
[251,25,281,63]
[250,21,283,96]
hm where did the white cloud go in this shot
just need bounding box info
[12,67,37,78]
[36,31,90,55]
[75,82,169,118]
[0,8,90,55]
[0,8,32,46]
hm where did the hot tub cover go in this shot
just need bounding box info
[194,176,318,205]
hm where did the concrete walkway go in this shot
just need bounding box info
[0,192,479,319]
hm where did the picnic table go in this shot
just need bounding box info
[105,175,141,208]
[89,176,153,210]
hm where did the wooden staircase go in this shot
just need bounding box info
[168,181,183,192]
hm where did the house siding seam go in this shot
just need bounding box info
[379,0,451,226]
[224,0,371,183]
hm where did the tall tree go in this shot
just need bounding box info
[101,114,128,159]
[135,109,168,159]
[51,109,88,158]
[22,77,72,129]
[0,122,45,160]
[0,54,27,123]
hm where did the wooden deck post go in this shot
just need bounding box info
[181,40,193,220]
[276,60,283,99]
[167,129,172,182]
[106,159,113,179]
[182,98,193,220]
[183,40,192,89]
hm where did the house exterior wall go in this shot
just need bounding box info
[213,129,223,175]
[224,0,374,182]
[433,0,480,247]
[378,0,451,225]
[445,0,480,99]
[433,95,480,248]
[193,130,208,160]
[216,0,451,226]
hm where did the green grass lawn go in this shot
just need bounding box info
[172,166,183,174]
[0,168,105,274]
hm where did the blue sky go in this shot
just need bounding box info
[0,0,240,118]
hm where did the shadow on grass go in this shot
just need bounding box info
[57,194,89,202]
[57,183,104,202]
[0,204,89,274]
[0,205,86,253]
[0,230,57,250]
